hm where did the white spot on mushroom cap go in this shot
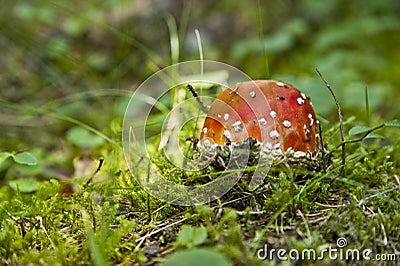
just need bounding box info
[269,130,280,139]
[258,118,267,125]
[308,113,314,127]
[223,130,231,139]
[274,143,281,149]
[297,97,305,105]
[283,120,291,128]
[224,113,229,121]
[277,81,285,87]
[232,121,242,127]
[232,121,243,132]
[203,127,208,134]
[250,91,256,98]
[301,92,307,100]
[304,125,311,138]
[270,111,277,119]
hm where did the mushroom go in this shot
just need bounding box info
[199,80,320,161]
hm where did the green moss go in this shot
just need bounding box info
[1,1,400,264]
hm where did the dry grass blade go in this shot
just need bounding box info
[187,84,209,113]
[316,69,346,176]
[357,185,400,206]
[134,217,188,251]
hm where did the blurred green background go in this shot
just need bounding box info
[1,0,399,158]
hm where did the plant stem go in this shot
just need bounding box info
[256,0,270,79]
[316,69,345,176]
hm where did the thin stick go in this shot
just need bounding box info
[316,69,345,176]
[334,123,385,148]
[134,217,187,251]
[36,216,56,249]
[86,157,105,185]
[96,157,104,173]
[357,185,400,206]
[314,202,346,209]
[297,210,311,239]
[236,210,267,216]
[307,215,331,225]
[0,205,27,236]
[187,84,208,113]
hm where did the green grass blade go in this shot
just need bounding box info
[365,86,371,125]
[166,14,180,65]
[256,0,270,79]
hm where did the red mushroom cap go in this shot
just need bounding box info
[200,80,319,159]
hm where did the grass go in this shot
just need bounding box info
[1,0,400,265]
[1,106,399,265]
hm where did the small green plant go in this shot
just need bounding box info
[161,248,231,266]
[0,151,37,166]
[176,224,208,248]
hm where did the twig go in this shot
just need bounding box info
[236,210,267,216]
[334,123,385,149]
[0,205,27,237]
[134,156,144,168]
[220,193,253,207]
[0,205,18,222]
[307,215,331,225]
[358,185,400,206]
[394,175,400,186]
[316,69,345,176]
[36,216,56,249]
[134,217,188,251]
[304,209,331,217]
[160,247,176,257]
[86,157,105,185]
[95,157,104,174]
[314,202,346,209]
[297,209,311,239]
[187,84,208,113]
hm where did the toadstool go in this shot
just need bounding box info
[199,80,320,162]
